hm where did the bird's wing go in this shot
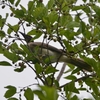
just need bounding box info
[28,42,92,72]
[28,42,63,54]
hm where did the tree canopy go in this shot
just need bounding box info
[0,0,100,100]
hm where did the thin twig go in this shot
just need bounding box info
[59,73,96,88]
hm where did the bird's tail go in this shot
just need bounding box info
[61,56,92,72]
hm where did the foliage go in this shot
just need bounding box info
[0,0,100,99]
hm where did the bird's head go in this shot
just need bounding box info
[19,32,32,43]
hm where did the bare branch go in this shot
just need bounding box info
[57,63,66,81]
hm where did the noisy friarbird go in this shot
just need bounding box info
[20,32,92,72]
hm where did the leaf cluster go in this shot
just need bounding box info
[1,0,100,100]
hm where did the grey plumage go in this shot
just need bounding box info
[28,42,92,72]
[20,32,92,72]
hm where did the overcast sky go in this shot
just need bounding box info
[0,0,94,100]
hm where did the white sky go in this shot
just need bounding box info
[0,0,94,100]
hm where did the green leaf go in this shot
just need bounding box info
[82,0,87,2]
[20,44,30,54]
[0,17,6,28]
[20,44,39,63]
[14,9,25,18]
[8,98,18,100]
[92,5,100,16]
[33,90,46,100]
[11,42,19,49]
[4,50,19,63]
[72,5,84,11]
[45,66,58,74]
[54,80,59,88]
[7,26,13,34]
[35,63,43,74]
[10,43,24,54]
[33,86,58,100]
[82,30,91,39]
[0,61,11,66]
[0,30,5,39]
[60,29,77,40]
[67,21,80,28]
[0,41,4,53]
[74,42,84,51]
[28,1,34,16]
[8,0,14,4]
[33,7,47,19]
[20,5,26,13]
[4,86,16,98]
[92,92,100,100]
[15,0,20,7]
[46,0,54,9]
[28,29,42,40]
[59,15,72,26]
[24,88,34,100]
[71,68,80,74]
[79,21,86,33]
[83,5,91,14]
[14,67,25,72]
[7,24,19,33]
[63,40,77,52]
[70,95,79,100]
[64,75,77,80]
[40,86,58,100]
[64,81,79,93]
[47,11,58,24]
[85,78,99,95]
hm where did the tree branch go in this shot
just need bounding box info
[59,73,96,88]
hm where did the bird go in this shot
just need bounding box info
[19,32,92,72]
